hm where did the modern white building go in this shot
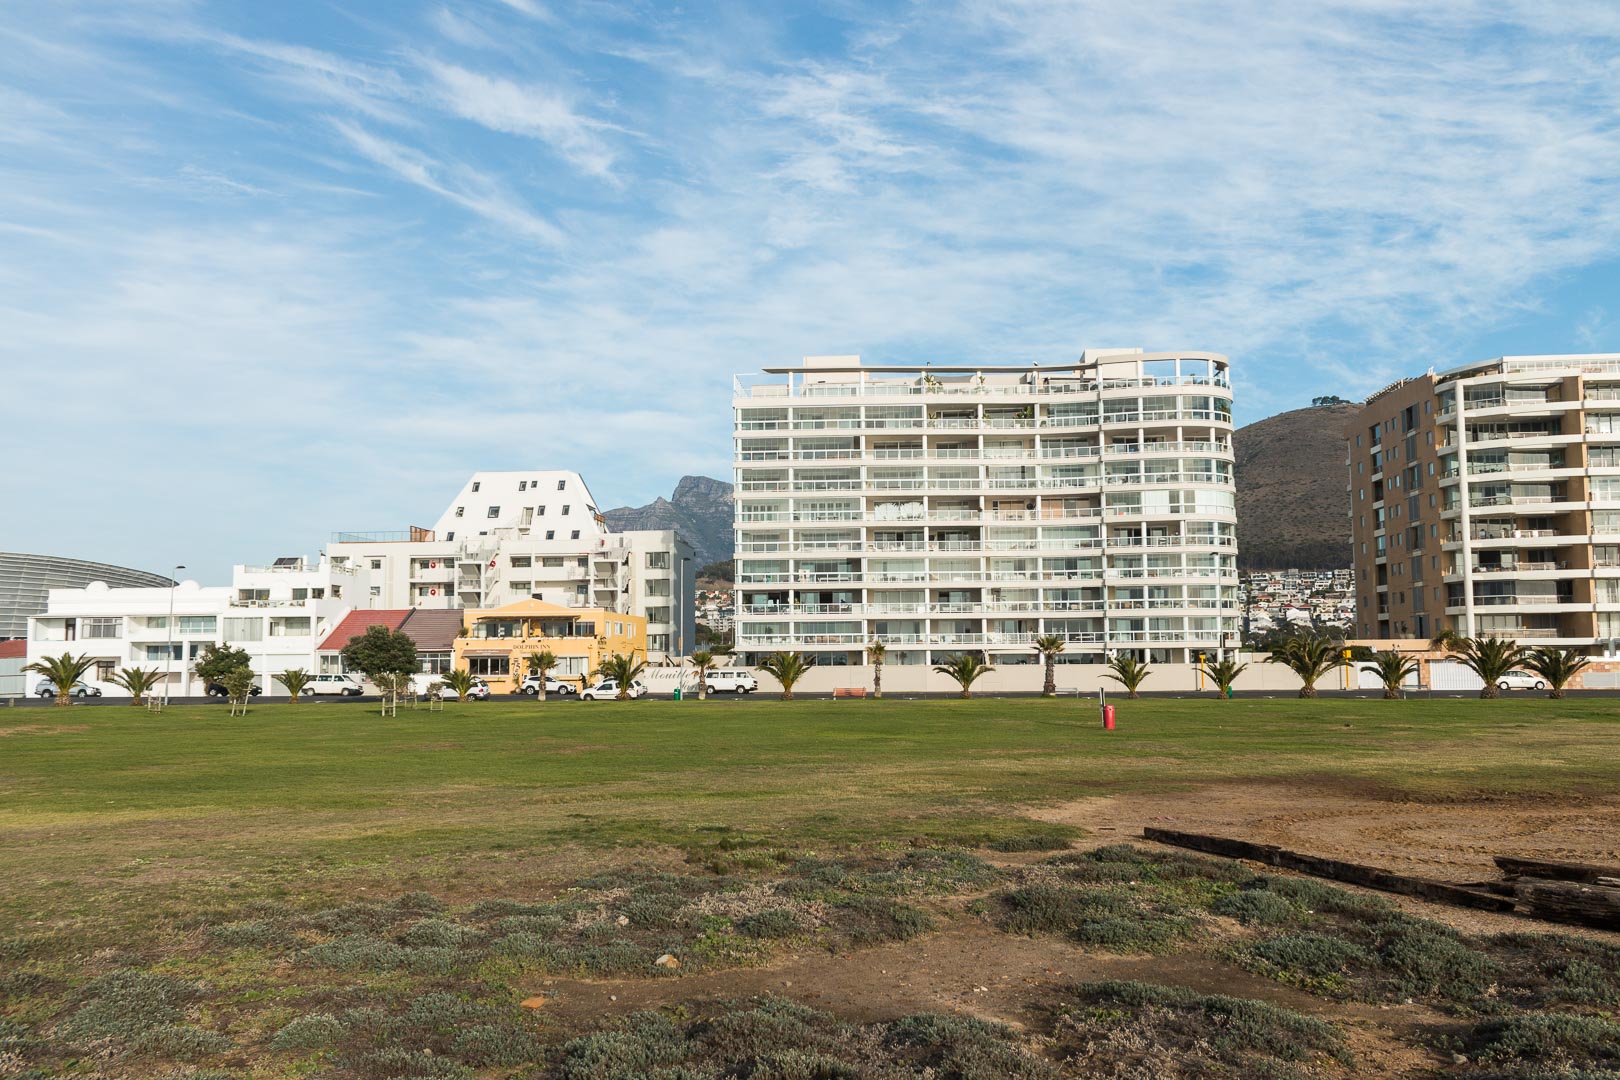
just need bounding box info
[732,351,1240,666]
[327,470,697,660]
[23,557,371,697]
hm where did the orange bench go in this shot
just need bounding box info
[833,687,867,699]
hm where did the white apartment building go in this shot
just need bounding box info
[23,557,370,697]
[732,352,1240,666]
[327,470,696,660]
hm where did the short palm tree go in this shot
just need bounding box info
[689,649,715,700]
[1201,656,1248,698]
[758,651,811,700]
[441,670,477,702]
[1456,635,1529,699]
[526,650,559,701]
[273,668,313,703]
[596,652,648,700]
[24,652,95,707]
[1362,651,1420,700]
[1103,654,1152,699]
[1263,633,1341,698]
[865,639,886,699]
[108,666,164,706]
[1031,634,1066,697]
[934,653,994,699]
[1523,646,1590,699]
[1429,627,1467,654]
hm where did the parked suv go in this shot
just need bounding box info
[580,678,646,701]
[1496,669,1547,691]
[520,675,578,696]
[705,669,758,694]
[34,680,102,699]
[206,681,263,698]
[431,678,491,701]
[307,673,365,696]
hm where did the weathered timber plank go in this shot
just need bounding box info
[1513,878,1620,929]
[1494,855,1620,885]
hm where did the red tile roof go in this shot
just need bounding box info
[317,610,410,652]
[0,640,26,660]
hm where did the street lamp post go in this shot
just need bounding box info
[165,565,185,703]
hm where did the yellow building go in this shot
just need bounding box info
[453,600,646,692]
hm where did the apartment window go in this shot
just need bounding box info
[542,556,564,567]
[646,579,671,597]
[650,634,671,652]
[82,617,121,640]
[145,644,183,661]
[519,481,528,492]
[562,504,571,515]
[510,556,531,568]
[545,530,555,540]
[468,656,509,677]
[511,581,531,593]
[420,653,451,675]
[455,507,465,517]
[225,617,263,641]
[487,506,501,518]
[646,606,671,624]
[537,505,546,515]
[269,617,311,637]
[370,586,381,598]
[646,551,671,569]
[446,532,455,541]
[557,479,566,490]
[96,659,116,683]
[472,481,481,492]
[570,530,581,540]
[578,557,588,567]
[178,616,216,634]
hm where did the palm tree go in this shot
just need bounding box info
[1263,633,1341,698]
[758,651,810,700]
[273,668,313,703]
[934,653,994,699]
[1429,627,1467,654]
[1102,654,1152,699]
[441,670,477,702]
[1456,636,1529,699]
[1523,646,1590,699]
[1031,634,1066,697]
[595,652,648,700]
[865,639,886,699]
[1362,651,1420,700]
[1201,656,1248,699]
[526,651,559,701]
[689,650,715,700]
[108,667,164,707]
[24,652,95,707]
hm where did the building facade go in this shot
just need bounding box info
[1,553,175,641]
[1348,353,1620,651]
[732,351,1239,666]
[23,558,371,697]
[452,599,647,692]
[327,470,695,661]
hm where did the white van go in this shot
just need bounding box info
[705,669,758,694]
[308,673,365,696]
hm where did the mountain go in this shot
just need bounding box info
[602,475,735,570]
[1233,403,1357,570]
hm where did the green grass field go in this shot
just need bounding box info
[4,696,1618,929]
[4,697,1620,1078]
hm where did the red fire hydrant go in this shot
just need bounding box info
[1102,704,1115,731]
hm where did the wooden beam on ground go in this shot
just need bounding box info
[1513,878,1620,929]
[1142,827,1517,913]
[1494,855,1620,886]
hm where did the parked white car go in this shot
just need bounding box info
[34,680,102,699]
[581,678,646,701]
[431,678,491,701]
[519,675,578,696]
[1496,669,1547,691]
[705,669,758,694]
[307,673,365,696]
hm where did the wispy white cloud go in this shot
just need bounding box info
[333,118,566,244]
[421,59,620,178]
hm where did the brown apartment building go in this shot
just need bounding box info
[1347,354,1620,653]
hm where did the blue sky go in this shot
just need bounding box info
[3,1,1620,579]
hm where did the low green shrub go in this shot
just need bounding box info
[1467,1012,1620,1066]
[269,1012,344,1051]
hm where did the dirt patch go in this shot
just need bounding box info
[1031,783,1620,939]
[0,723,90,737]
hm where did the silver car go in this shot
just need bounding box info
[35,680,102,699]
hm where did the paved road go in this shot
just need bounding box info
[7,688,1620,708]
